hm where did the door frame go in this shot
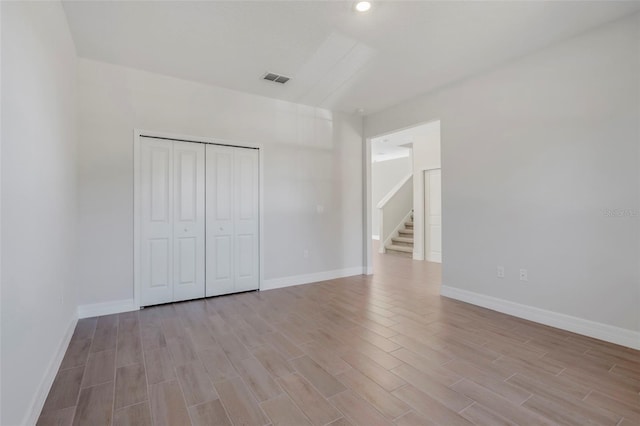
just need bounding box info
[133,128,264,309]
[363,119,441,273]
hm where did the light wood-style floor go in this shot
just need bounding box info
[38,249,640,425]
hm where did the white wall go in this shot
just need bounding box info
[410,121,441,260]
[372,157,412,237]
[365,15,640,342]
[76,59,363,306]
[1,2,78,424]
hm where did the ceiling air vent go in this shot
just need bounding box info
[263,72,290,84]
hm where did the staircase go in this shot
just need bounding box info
[385,217,414,257]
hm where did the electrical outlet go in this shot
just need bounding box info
[519,269,528,281]
[497,266,505,278]
[303,249,309,259]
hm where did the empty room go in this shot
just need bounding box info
[2,1,639,425]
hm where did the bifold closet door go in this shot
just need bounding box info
[206,145,259,296]
[172,142,206,302]
[140,137,205,306]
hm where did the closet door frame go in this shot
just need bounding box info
[133,129,263,309]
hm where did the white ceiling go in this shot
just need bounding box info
[371,130,412,163]
[62,1,640,114]
[371,120,438,162]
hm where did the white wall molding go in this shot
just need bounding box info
[24,315,77,426]
[441,286,640,350]
[262,267,365,291]
[78,299,138,319]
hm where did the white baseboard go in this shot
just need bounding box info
[24,314,78,426]
[440,286,640,350]
[78,298,138,319]
[261,267,365,291]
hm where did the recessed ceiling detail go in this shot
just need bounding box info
[263,72,291,84]
[61,1,640,113]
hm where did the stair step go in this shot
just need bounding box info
[385,249,412,258]
[393,236,414,243]
[405,221,414,228]
[385,244,413,253]
[391,237,414,247]
[398,228,414,235]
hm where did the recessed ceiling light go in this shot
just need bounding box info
[355,1,371,13]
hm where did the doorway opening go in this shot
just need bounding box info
[366,120,442,275]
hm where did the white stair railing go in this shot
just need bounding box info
[377,173,413,253]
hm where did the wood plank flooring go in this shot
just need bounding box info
[38,249,640,425]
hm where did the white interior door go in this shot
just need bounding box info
[206,145,259,296]
[424,169,442,263]
[233,148,260,292]
[173,142,206,302]
[139,136,259,304]
[140,137,205,306]
[206,145,236,296]
[140,137,174,306]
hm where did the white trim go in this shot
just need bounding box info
[365,118,442,140]
[376,173,413,209]
[133,129,264,308]
[133,130,141,308]
[441,285,640,350]
[363,136,373,280]
[414,166,442,261]
[419,167,442,262]
[381,211,413,253]
[372,235,380,240]
[261,267,365,291]
[372,150,411,163]
[78,299,138,319]
[23,315,77,426]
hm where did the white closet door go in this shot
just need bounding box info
[205,145,259,296]
[140,137,174,306]
[206,145,236,296]
[234,148,259,292]
[173,142,206,302]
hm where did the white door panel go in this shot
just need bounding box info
[234,149,260,292]
[140,138,206,306]
[140,138,173,305]
[149,238,171,288]
[173,142,206,302]
[206,145,259,296]
[206,145,236,296]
